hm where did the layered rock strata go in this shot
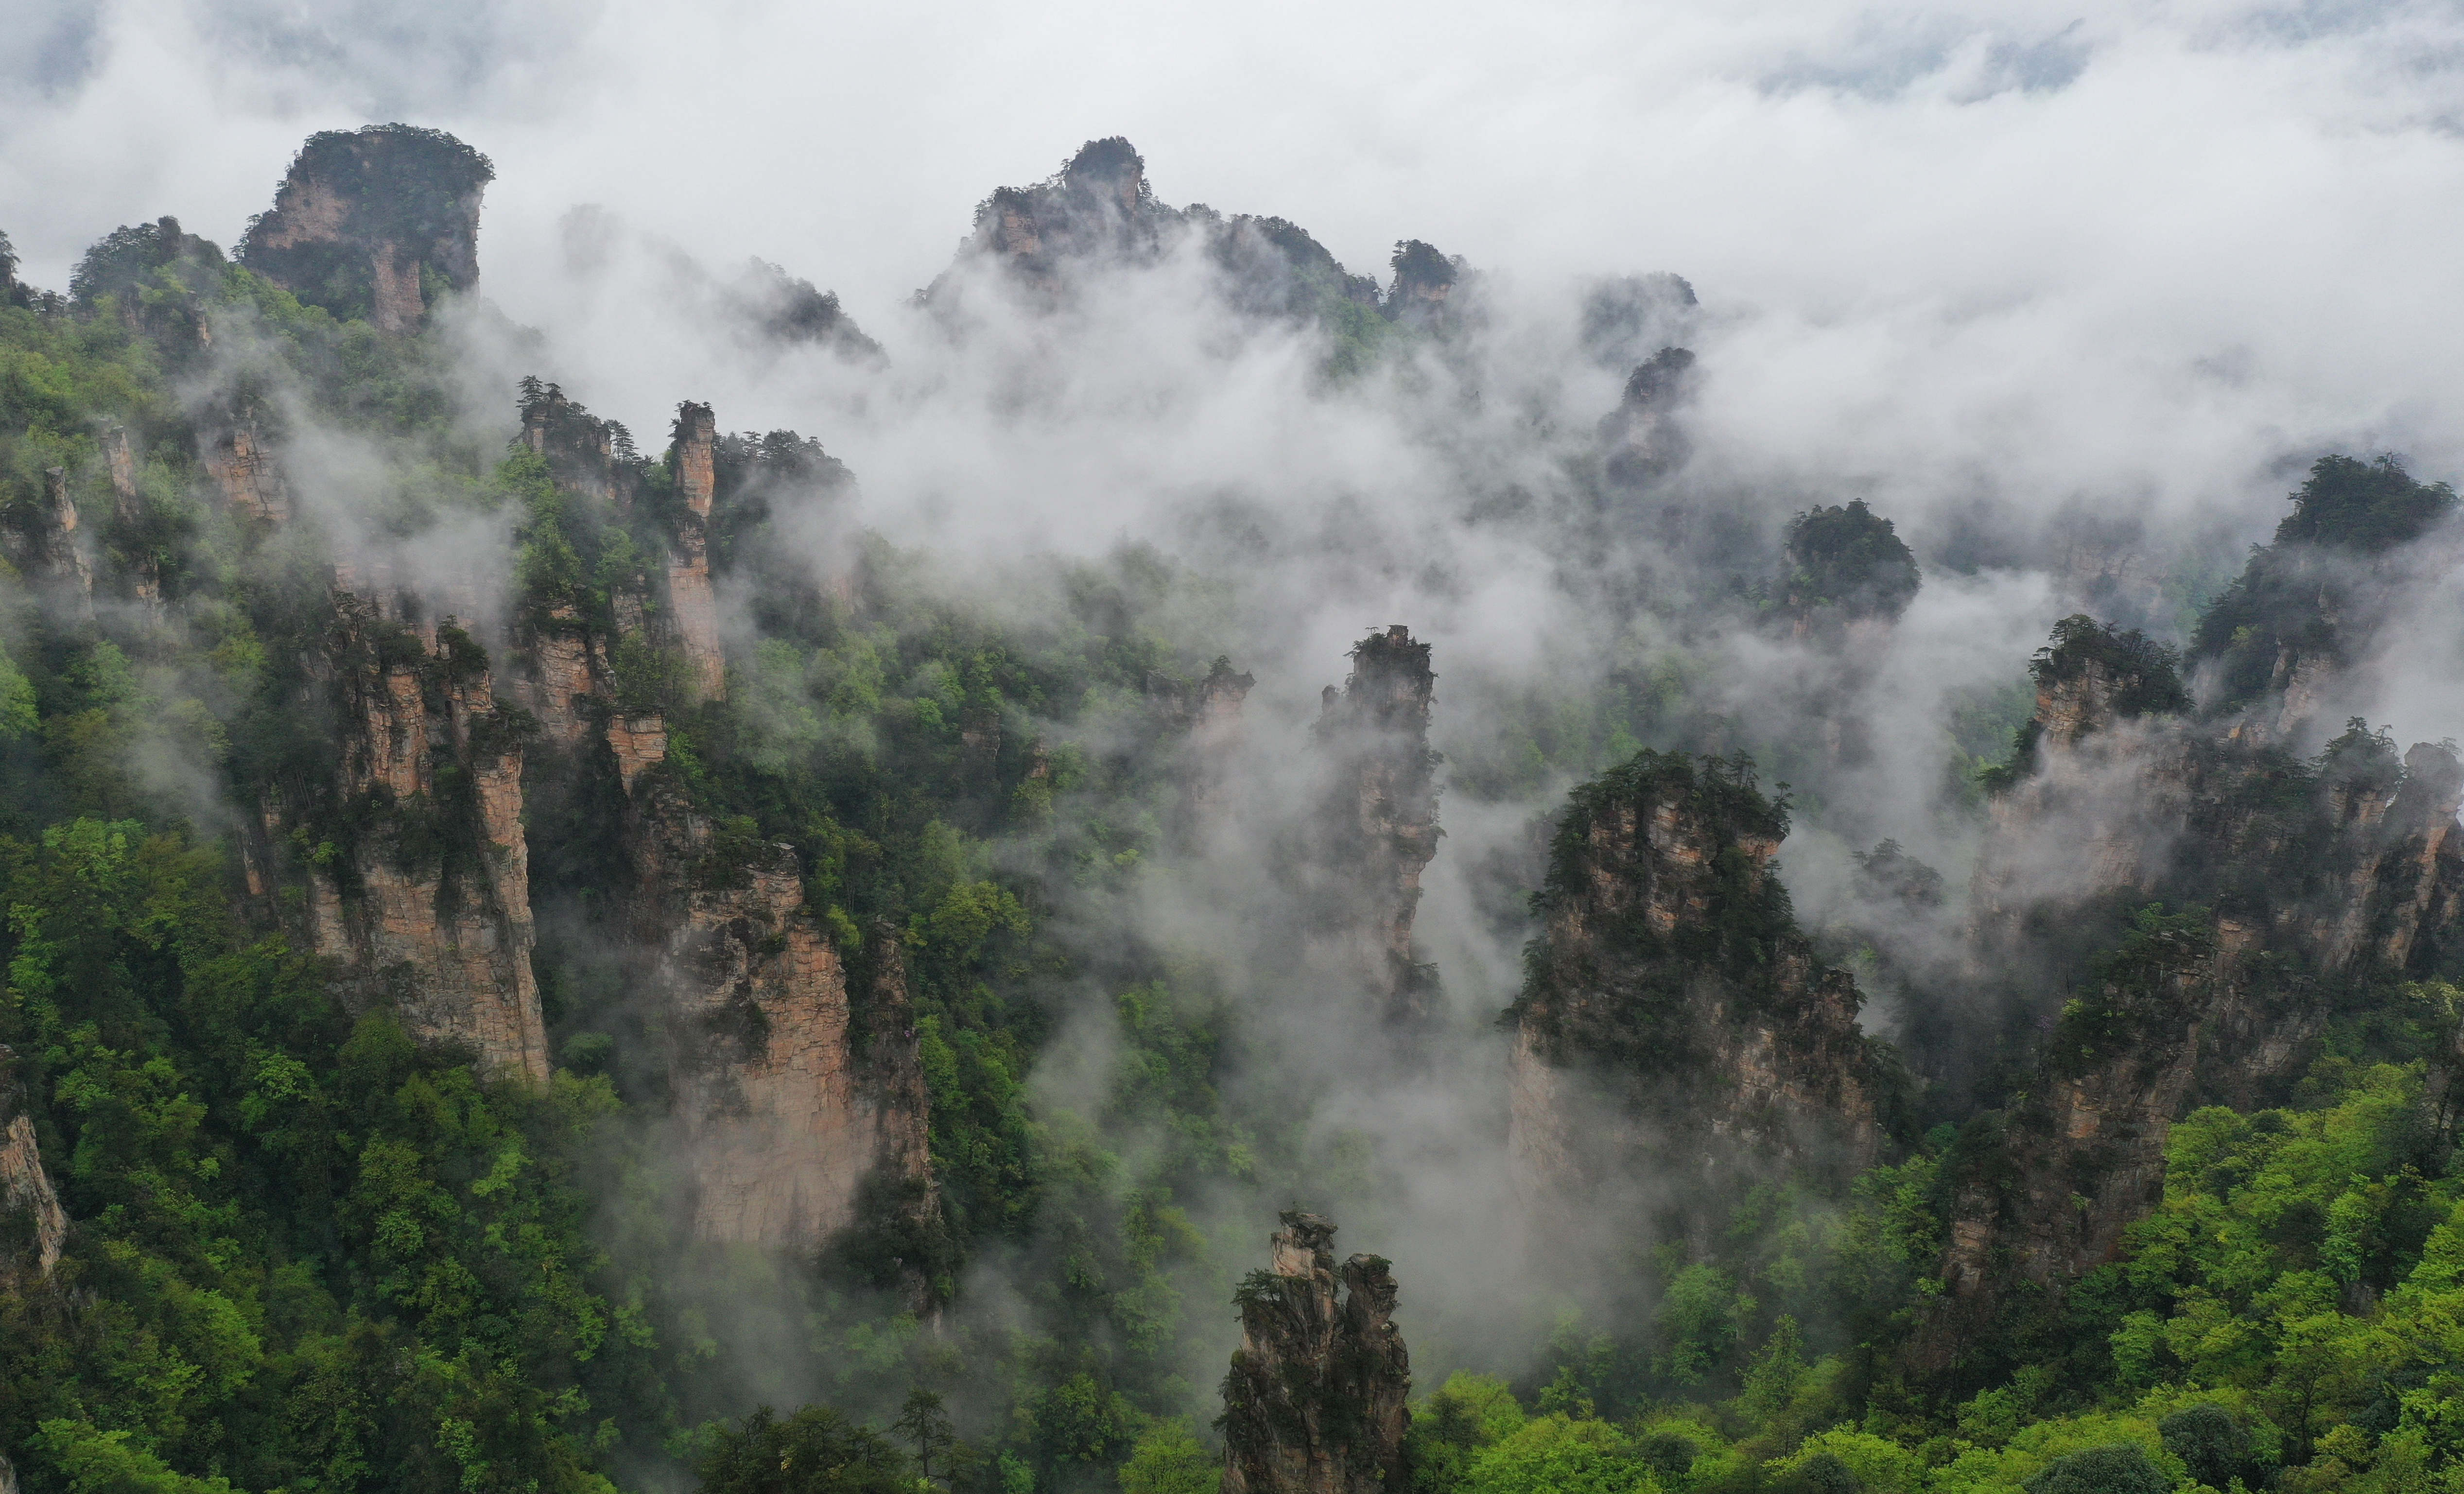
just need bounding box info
[1508,750,1883,1218]
[269,586,550,1080]
[613,718,936,1251]
[1219,1212,1410,1494]
[202,415,291,524]
[241,125,491,333]
[1312,626,1441,1022]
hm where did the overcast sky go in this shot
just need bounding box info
[5,0,2464,537]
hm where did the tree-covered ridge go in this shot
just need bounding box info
[5,127,2464,1494]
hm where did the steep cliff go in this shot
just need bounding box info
[664,402,727,702]
[0,1044,69,1283]
[1597,346,1697,487]
[1311,626,1441,1023]
[1924,573,2464,1354]
[1219,1212,1411,1494]
[3,466,93,618]
[255,586,550,1080]
[2193,454,2458,725]
[1507,750,1884,1217]
[1153,655,1256,840]
[241,124,492,333]
[617,745,937,1255]
[503,382,937,1260]
[201,411,292,525]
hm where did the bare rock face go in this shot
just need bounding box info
[1507,751,1882,1217]
[4,467,94,617]
[202,415,292,524]
[1383,239,1458,327]
[242,125,492,333]
[266,589,549,1081]
[617,743,937,1254]
[1219,1212,1410,1494]
[1,1044,70,1283]
[103,427,163,612]
[665,402,727,702]
[1312,626,1441,1023]
[1921,605,2464,1362]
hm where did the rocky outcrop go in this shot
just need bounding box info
[615,735,936,1253]
[964,137,1163,292]
[103,426,162,611]
[5,467,94,617]
[665,402,726,702]
[1598,347,1697,486]
[241,125,492,333]
[500,379,935,1257]
[1383,240,1459,326]
[1219,1212,1410,1494]
[273,589,549,1080]
[1311,626,1441,1023]
[1920,601,2464,1360]
[202,414,291,525]
[1507,751,1883,1216]
[1,1043,69,1282]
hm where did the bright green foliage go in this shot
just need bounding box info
[1408,1372,1528,1494]
[0,819,657,1494]
[1118,1417,1217,1494]
[1460,1415,1659,1494]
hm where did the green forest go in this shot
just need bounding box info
[2,130,2461,1494]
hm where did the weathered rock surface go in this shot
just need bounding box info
[665,401,726,702]
[0,1043,69,1283]
[1508,751,1883,1216]
[1921,594,2464,1360]
[614,729,937,1253]
[1311,626,1441,1023]
[1219,1212,1410,1494]
[202,413,292,525]
[241,125,492,333]
[265,587,549,1080]
[4,466,94,617]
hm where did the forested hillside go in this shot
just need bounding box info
[0,128,2458,1494]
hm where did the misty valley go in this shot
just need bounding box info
[2,125,2462,1494]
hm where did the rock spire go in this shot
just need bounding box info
[1219,1212,1410,1494]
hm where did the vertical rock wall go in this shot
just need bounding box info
[1506,751,1882,1216]
[614,727,936,1252]
[665,402,726,702]
[202,416,292,524]
[1312,626,1441,1023]
[285,589,550,1081]
[1219,1212,1411,1494]
[0,1043,69,1283]
[240,125,492,334]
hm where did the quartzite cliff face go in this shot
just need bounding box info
[251,585,552,1081]
[1508,750,1883,1222]
[1924,470,2464,1349]
[1219,1213,1410,1494]
[1311,626,1441,1023]
[505,383,936,1256]
[240,124,492,333]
